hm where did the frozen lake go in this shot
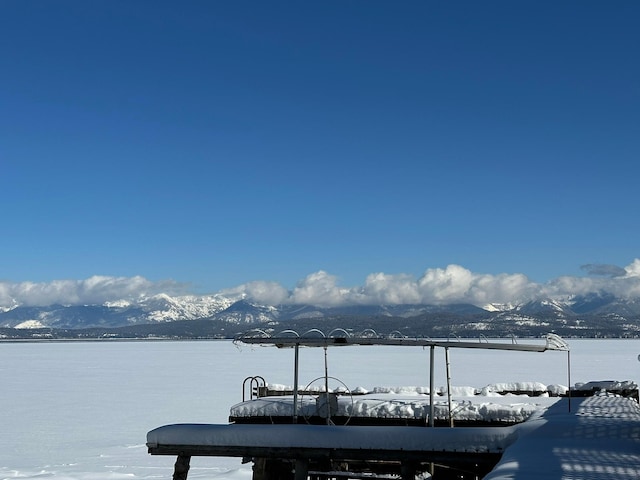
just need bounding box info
[1,338,639,479]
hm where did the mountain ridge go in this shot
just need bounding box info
[1,291,640,339]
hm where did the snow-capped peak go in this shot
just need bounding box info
[483,303,516,312]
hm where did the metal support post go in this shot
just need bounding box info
[293,343,300,423]
[445,346,454,427]
[429,345,435,427]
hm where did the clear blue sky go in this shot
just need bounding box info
[1,1,638,295]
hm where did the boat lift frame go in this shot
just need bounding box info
[235,330,571,425]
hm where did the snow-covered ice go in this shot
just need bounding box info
[1,338,639,479]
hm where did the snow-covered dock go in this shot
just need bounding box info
[485,393,640,480]
[146,331,640,479]
[147,422,512,479]
[147,393,640,480]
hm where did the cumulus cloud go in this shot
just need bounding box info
[222,266,545,307]
[624,259,640,278]
[376,266,541,306]
[219,272,377,307]
[363,273,421,304]
[540,260,640,299]
[220,281,289,305]
[226,260,640,307]
[2,259,640,308]
[290,271,353,306]
[0,275,182,307]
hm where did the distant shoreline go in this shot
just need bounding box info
[2,335,639,344]
[0,336,231,343]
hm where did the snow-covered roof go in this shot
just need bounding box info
[235,330,570,352]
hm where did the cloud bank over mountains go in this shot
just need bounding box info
[223,259,640,307]
[2,259,640,308]
[0,276,183,308]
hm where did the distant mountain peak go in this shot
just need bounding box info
[483,303,516,312]
[1,292,640,338]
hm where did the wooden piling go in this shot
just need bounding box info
[172,455,191,480]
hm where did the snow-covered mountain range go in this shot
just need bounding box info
[1,292,640,337]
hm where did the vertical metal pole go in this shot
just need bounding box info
[445,346,454,427]
[429,345,435,427]
[428,346,436,477]
[567,350,572,413]
[324,346,330,425]
[324,346,329,392]
[293,343,300,423]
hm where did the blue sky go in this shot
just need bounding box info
[1,1,639,304]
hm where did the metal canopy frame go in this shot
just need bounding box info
[235,330,571,424]
[237,332,568,352]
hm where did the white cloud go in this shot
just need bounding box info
[2,259,640,308]
[624,259,640,278]
[362,273,421,304]
[0,275,182,307]
[226,265,544,307]
[290,271,352,306]
[417,265,475,303]
[259,259,640,307]
[220,281,289,305]
[542,260,640,299]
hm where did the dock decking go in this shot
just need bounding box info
[484,394,640,479]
